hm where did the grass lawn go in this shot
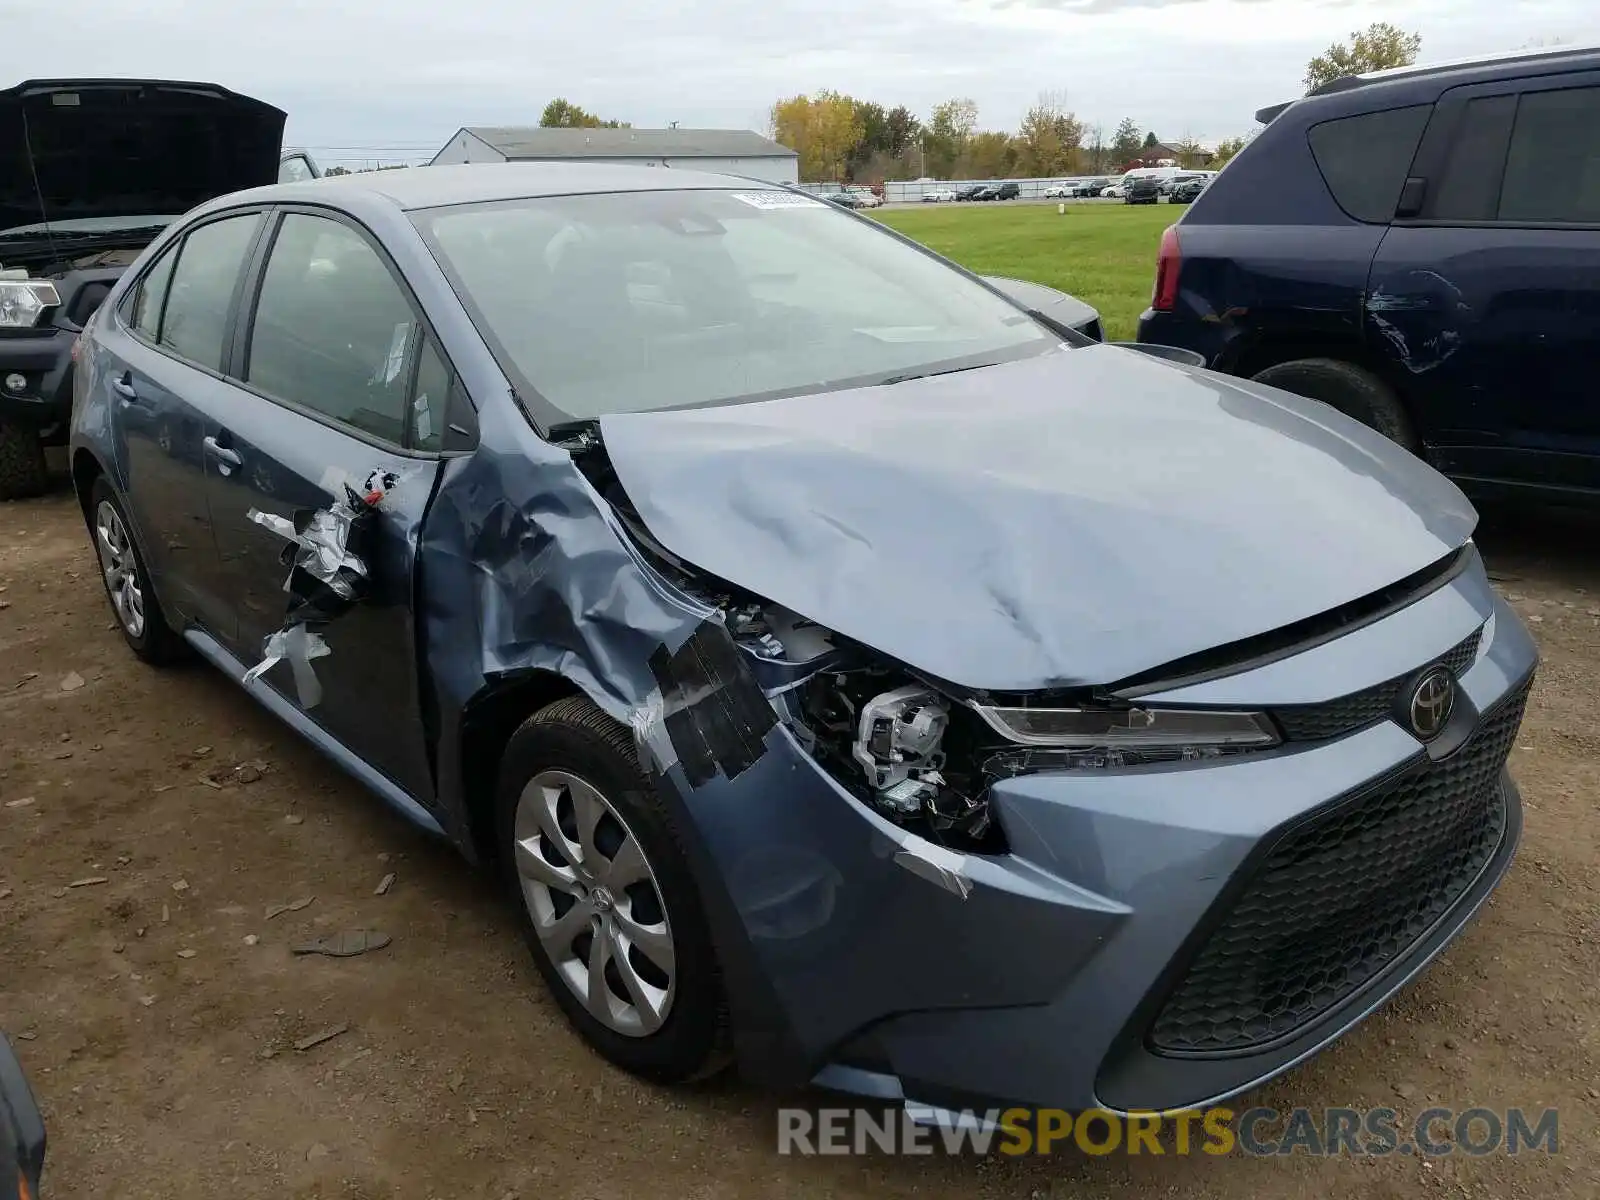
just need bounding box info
[875,203,1173,341]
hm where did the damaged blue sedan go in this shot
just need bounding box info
[69,164,1537,1116]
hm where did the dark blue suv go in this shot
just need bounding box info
[1138,45,1600,503]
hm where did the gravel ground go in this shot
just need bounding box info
[2,483,1597,1199]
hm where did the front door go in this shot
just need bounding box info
[1369,70,1600,493]
[203,208,448,806]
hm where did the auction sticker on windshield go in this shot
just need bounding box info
[729,191,826,209]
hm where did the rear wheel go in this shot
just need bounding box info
[1251,357,1420,452]
[88,477,185,664]
[497,695,729,1082]
[0,419,48,500]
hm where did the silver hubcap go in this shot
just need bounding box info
[94,500,145,638]
[514,770,675,1037]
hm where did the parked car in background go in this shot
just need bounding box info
[974,182,1020,201]
[1073,177,1112,197]
[844,186,882,209]
[824,191,868,209]
[1,1032,45,1199]
[921,187,956,203]
[1102,181,1129,198]
[955,184,985,201]
[70,162,1536,1120]
[0,77,319,500]
[1159,172,1206,195]
[1042,182,1074,198]
[1138,43,1600,503]
[1168,176,1208,204]
[1124,175,1163,204]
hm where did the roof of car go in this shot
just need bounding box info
[1255,42,1600,124]
[457,126,796,160]
[233,161,787,211]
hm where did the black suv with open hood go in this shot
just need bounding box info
[0,78,316,498]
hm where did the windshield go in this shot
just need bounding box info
[413,188,1054,421]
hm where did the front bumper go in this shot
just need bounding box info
[0,328,74,428]
[664,558,1538,1115]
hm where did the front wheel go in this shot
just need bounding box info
[497,696,729,1082]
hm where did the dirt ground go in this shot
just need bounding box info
[2,478,1598,1200]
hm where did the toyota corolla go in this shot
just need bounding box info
[68,164,1537,1117]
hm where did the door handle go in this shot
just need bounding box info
[203,436,243,471]
[111,373,140,403]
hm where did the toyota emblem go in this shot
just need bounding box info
[1407,668,1456,740]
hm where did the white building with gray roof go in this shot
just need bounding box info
[430,126,799,184]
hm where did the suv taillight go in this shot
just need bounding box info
[1152,224,1181,312]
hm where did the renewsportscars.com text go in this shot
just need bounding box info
[777,1105,1559,1157]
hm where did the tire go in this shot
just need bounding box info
[1251,357,1420,451]
[497,695,729,1083]
[88,476,186,664]
[0,419,48,501]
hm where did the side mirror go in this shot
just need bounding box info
[981,276,1103,342]
[1109,341,1208,368]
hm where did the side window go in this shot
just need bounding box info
[245,213,417,444]
[1431,95,1518,222]
[1307,105,1433,223]
[130,245,178,338]
[1499,86,1600,223]
[409,336,450,451]
[160,214,261,369]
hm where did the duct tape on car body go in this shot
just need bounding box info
[890,830,973,900]
[629,692,678,775]
[242,623,331,708]
[240,467,407,708]
[246,489,373,623]
[644,621,778,789]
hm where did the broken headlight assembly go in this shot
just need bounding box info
[790,667,1004,851]
[788,667,1282,854]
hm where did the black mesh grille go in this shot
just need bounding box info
[1273,628,1483,742]
[1149,678,1528,1056]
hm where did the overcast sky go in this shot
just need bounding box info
[12,0,1599,166]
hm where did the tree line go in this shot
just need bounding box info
[767,21,1423,185]
[524,23,1424,185]
[769,92,1231,184]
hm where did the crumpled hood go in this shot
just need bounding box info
[0,79,285,234]
[599,346,1477,691]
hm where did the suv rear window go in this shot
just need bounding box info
[1307,105,1433,222]
[1500,86,1600,223]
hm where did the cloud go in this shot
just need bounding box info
[10,0,1600,158]
[990,0,1262,11]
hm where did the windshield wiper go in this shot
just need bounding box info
[878,361,1001,387]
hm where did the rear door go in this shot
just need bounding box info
[202,206,458,806]
[1369,70,1600,492]
[98,209,268,639]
